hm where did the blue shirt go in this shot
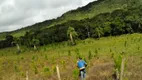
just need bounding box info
[77,60,87,68]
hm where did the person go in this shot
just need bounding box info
[77,57,87,80]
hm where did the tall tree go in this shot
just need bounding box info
[31,38,40,50]
[13,37,21,54]
[67,27,78,45]
[94,27,104,39]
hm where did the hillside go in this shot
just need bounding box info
[0,0,142,49]
[0,0,140,38]
[0,33,142,80]
[0,0,142,80]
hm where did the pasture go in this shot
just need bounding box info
[0,33,142,80]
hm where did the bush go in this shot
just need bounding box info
[44,67,50,72]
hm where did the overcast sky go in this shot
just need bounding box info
[0,0,96,32]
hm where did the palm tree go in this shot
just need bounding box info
[32,38,40,50]
[67,27,78,45]
[13,37,21,54]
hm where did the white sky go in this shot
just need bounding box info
[0,0,96,32]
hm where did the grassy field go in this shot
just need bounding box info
[0,33,142,80]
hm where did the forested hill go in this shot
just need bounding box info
[0,0,142,48]
[0,0,139,38]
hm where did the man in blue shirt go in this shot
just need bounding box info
[77,57,87,80]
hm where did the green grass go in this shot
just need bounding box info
[11,30,27,37]
[0,33,142,80]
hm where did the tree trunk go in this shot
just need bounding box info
[16,44,20,51]
[34,45,37,50]
[88,32,90,38]
[70,33,74,45]
[16,44,21,54]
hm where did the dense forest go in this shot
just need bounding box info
[0,0,142,48]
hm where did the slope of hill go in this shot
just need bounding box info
[0,0,140,38]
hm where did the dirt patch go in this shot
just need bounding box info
[86,60,114,80]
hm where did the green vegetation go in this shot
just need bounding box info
[0,33,142,79]
[0,0,141,39]
[1,0,142,49]
[0,0,142,79]
[67,27,78,45]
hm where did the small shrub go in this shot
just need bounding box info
[61,60,66,68]
[68,50,71,56]
[21,57,24,60]
[44,67,50,72]
[53,66,56,73]
[14,65,19,72]
[95,48,98,54]
[34,66,38,74]
[32,55,35,60]
[94,49,99,58]
[32,55,38,60]
[75,48,81,59]
[110,48,112,53]
[20,71,26,77]
[113,52,126,80]
[124,41,127,47]
[138,46,140,50]
[44,54,48,60]
[73,69,79,79]
[88,50,92,60]
[111,52,114,58]
[114,55,122,72]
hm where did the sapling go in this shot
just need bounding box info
[14,65,19,72]
[110,48,112,53]
[21,57,24,60]
[34,66,38,74]
[94,49,99,58]
[44,67,50,72]
[53,66,56,73]
[124,41,127,47]
[137,46,140,50]
[88,50,92,60]
[68,50,71,56]
[73,69,79,79]
[32,55,35,60]
[61,60,66,68]
[113,52,126,80]
[95,48,98,54]
[75,48,80,58]
[44,54,48,60]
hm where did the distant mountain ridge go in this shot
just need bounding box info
[0,0,141,39]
